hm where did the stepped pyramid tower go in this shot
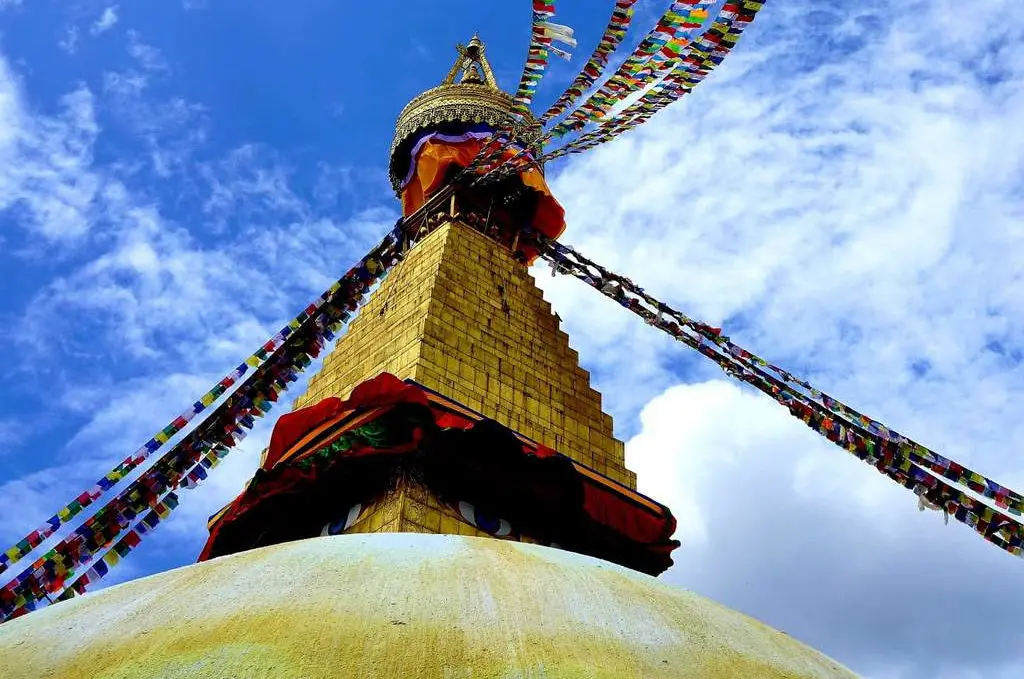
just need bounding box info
[0,38,857,679]
[293,199,634,487]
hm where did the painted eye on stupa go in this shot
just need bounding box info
[458,501,512,537]
[320,504,363,536]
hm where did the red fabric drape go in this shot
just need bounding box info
[264,397,344,470]
[205,374,678,572]
[263,374,430,470]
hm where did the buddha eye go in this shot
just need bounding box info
[458,501,511,537]
[321,503,362,536]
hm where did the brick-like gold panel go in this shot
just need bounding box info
[294,220,636,488]
[343,472,508,540]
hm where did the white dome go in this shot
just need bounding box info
[0,534,856,678]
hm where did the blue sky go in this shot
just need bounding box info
[2,2,1024,678]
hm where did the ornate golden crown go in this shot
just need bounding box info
[388,36,542,194]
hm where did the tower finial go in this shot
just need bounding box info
[443,35,498,88]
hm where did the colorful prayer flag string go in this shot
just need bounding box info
[54,493,179,606]
[471,0,700,185]
[58,447,228,606]
[548,0,714,138]
[1,309,338,619]
[537,233,1024,559]
[538,0,640,124]
[512,1,572,117]
[482,0,763,184]
[543,1,762,160]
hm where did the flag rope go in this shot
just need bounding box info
[538,233,1024,558]
[472,0,710,181]
[511,1,568,117]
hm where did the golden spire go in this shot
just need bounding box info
[442,34,499,88]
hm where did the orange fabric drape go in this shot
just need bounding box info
[401,137,566,245]
[401,138,480,216]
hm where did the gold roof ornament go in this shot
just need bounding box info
[389,36,543,194]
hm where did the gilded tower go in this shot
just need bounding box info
[281,36,642,542]
[183,37,676,572]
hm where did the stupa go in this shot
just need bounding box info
[0,37,858,678]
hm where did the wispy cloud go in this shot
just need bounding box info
[0,58,100,243]
[102,68,208,177]
[90,6,119,36]
[58,25,80,55]
[411,39,431,61]
[0,420,24,454]
[200,144,311,224]
[126,30,168,72]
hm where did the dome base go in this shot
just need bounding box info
[0,534,856,678]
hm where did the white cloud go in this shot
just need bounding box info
[411,40,430,61]
[0,419,25,455]
[531,0,1024,677]
[101,69,208,177]
[626,381,1024,679]
[126,30,168,72]
[0,56,100,242]
[90,6,119,36]
[15,189,381,363]
[201,145,310,222]
[58,25,79,55]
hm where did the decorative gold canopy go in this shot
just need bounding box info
[388,36,542,194]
